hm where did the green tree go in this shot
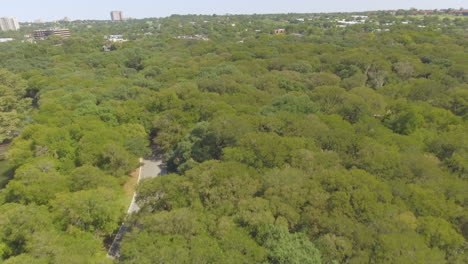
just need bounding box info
[373,233,446,264]
[383,103,424,135]
[51,187,124,235]
[261,94,319,115]
[417,216,465,252]
[4,158,68,205]
[258,225,322,264]
[0,68,31,143]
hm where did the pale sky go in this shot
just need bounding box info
[2,0,466,22]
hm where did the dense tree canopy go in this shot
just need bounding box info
[0,69,31,143]
[0,11,467,264]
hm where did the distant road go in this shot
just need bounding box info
[108,156,166,258]
[127,157,166,213]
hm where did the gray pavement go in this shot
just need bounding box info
[127,157,166,214]
[108,156,166,258]
[140,158,166,180]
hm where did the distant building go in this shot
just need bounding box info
[104,35,127,43]
[337,19,364,25]
[0,17,20,31]
[453,9,468,16]
[351,15,368,19]
[420,10,435,15]
[0,38,14,43]
[34,29,71,40]
[175,35,209,41]
[110,11,124,21]
[274,29,286,34]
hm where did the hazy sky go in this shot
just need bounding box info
[2,0,466,22]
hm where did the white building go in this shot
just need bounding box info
[0,38,14,43]
[104,35,127,42]
[337,19,364,25]
[351,15,368,20]
[175,35,209,41]
[0,17,20,31]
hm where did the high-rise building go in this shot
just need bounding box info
[0,17,20,31]
[110,11,124,21]
[34,29,71,40]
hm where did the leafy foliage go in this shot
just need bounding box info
[0,11,467,264]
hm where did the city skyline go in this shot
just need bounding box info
[1,0,466,22]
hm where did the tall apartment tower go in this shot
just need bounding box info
[110,11,123,21]
[0,17,20,31]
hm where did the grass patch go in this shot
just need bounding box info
[122,165,141,207]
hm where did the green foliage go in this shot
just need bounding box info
[307,72,341,88]
[4,158,68,205]
[0,69,31,143]
[417,217,465,252]
[119,209,267,263]
[261,94,319,115]
[258,225,322,264]
[69,165,120,192]
[383,102,425,134]
[0,12,467,264]
[167,122,222,173]
[0,204,54,259]
[224,132,317,168]
[51,187,124,235]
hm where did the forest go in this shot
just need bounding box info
[0,12,467,264]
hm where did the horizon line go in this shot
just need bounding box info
[8,7,465,23]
